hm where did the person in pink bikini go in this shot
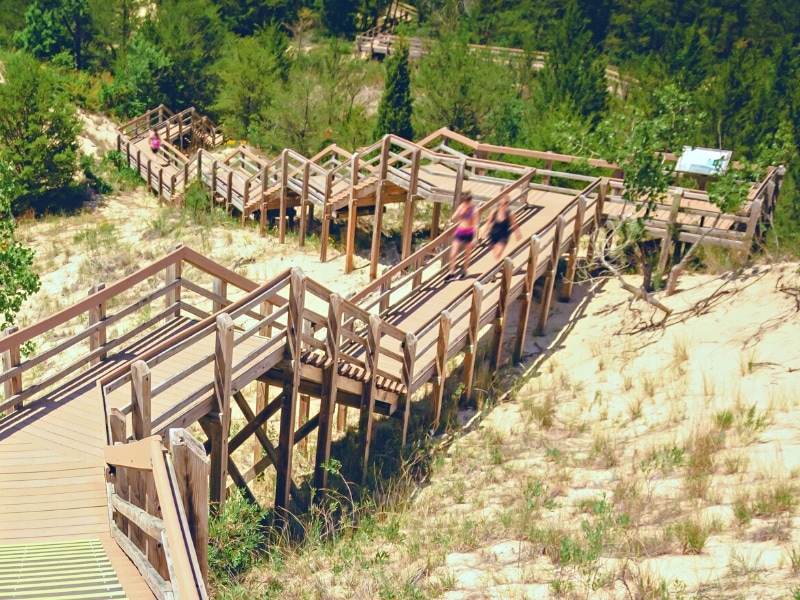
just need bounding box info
[446,191,479,281]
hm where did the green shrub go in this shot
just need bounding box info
[208,491,267,582]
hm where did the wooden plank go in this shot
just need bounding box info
[210,313,234,509]
[313,293,342,495]
[512,236,540,363]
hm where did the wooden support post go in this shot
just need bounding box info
[254,382,268,467]
[320,210,331,263]
[535,217,565,336]
[490,257,514,372]
[543,159,553,186]
[299,163,310,246]
[212,277,227,313]
[211,160,218,197]
[461,283,483,404]
[169,428,210,590]
[401,149,421,260]
[129,360,151,557]
[560,196,586,302]
[131,360,152,440]
[587,179,607,263]
[196,151,203,183]
[146,471,167,579]
[430,203,441,240]
[210,313,234,511]
[313,293,342,496]
[369,182,384,281]
[279,150,289,244]
[453,159,466,206]
[358,315,382,484]
[658,189,682,275]
[146,159,152,192]
[108,409,128,536]
[88,283,107,365]
[199,415,222,517]
[512,236,541,363]
[345,199,358,274]
[430,311,451,430]
[0,325,22,412]
[165,249,182,318]
[744,198,763,241]
[170,174,177,203]
[298,395,310,454]
[337,405,348,432]
[225,170,233,213]
[276,269,304,522]
[400,332,417,445]
[157,166,164,203]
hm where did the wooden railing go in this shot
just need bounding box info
[105,432,208,599]
[0,245,258,418]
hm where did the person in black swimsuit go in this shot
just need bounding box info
[481,193,521,260]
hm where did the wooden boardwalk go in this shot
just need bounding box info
[0,108,785,598]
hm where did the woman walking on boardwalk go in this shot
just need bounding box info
[446,191,479,281]
[481,193,521,260]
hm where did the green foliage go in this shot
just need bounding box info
[14,0,92,69]
[373,40,413,140]
[0,163,41,331]
[208,490,267,582]
[143,0,225,110]
[212,0,300,37]
[0,0,32,48]
[212,26,290,139]
[101,35,170,119]
[183,181,212,218]
[414,35,519,141]
[539,0,607,126]
[250,39,375,154]
[0,52,80,213]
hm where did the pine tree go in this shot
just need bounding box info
[373,41,413,141]
[540,0,608,126]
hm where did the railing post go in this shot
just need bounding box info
[1,326,22,411]
[401,332,417,445]
[313,293,342,497]
[108,408,129,536]
[129,360,152,560]
[461,282,483,404]
[279,150,289,244]
[88,283,107,365]
[320,171,335,263]
[170,428,210,590]
[453,158,467,207]
[211,160,219,197]
[358,314,382,484]
[536,216,565,336]
[165,244,183,318]
[210,313,234,511]
[401,149,421,260]
[299,163,310,247]
[560,195,586,302]
[512,236,540,363]
[490,257,514,372]
[370,138,391,280]
[276,269,304,522]
[212,277,228,313]
[430,310,451,430]
[345,152,360,274]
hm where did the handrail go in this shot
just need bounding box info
[105,436,207,599]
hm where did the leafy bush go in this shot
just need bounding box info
[208,491,267,582]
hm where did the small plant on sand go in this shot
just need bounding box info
[670,517,709,554]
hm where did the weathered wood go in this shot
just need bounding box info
[111,525,173,600]
[111,493,165,540]
[337,404,348,432]
[1,326,22,411]
[165,251,182,319]
[276,269,305,521]
[358,314,382,483]
[132,360,152,440]
[314,293,342,495]
[298,394,311,454]
[462,283,483,403]
[401,149,421,259]
[512,236,541,363]
[535,216,565,336]
[147,471,168,579]
[170,428,209,591]
[400,332,417,445]
[211,313,234,510]
[560,196,586,302]
[109,408,130,536]
[491,258,514,372]
[279,150,289,243]
[431,311,452,430]
[345,199,358,275]
[431,202,441,240]
[370,182,385,281]
[255,382,268,466]
[212,278,228,314]
[299,163,310,246]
